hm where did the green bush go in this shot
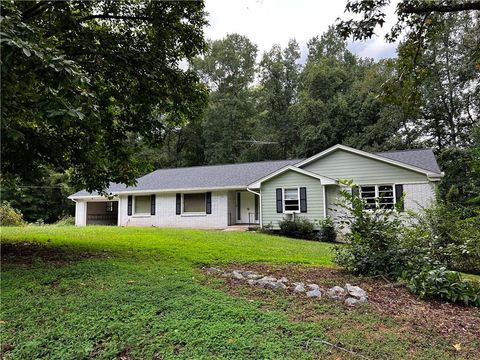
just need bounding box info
[333,180,407,278]
[54,216,75,226]
[413,203,480,274]
[407,267,480,307]
[316,218,337,242]
[0,202,25,226]
[278,217,315,240]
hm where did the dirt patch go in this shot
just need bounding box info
[1,242,102,267]
[204,263,480,356]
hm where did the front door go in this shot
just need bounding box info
[236,191,258,224]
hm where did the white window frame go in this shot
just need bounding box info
[283,187,300,214]
[359,184,396,210]
[182,192,207,215]
[133,195,151,216]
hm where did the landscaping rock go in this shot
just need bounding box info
[279,277,288,283]
[344,296,368,307]
[203,267,223,274]
[247,279,258,286]
[240,270,257,277]
[246,273,263,280]
[305,284,322,298]
[345,284,367,299]
[264,281,287,290]
[327,286,346,300]
[231,271,244,280]
[292,282,305,293]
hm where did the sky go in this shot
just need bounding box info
[204,0,399,62]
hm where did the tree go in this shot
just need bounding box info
[1,1,208,193]
[192,34,258,164]
[256,39,301,159]
[337,0,480,43]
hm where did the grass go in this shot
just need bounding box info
[0,226,478,359]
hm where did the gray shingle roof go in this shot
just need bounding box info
[375,149,441,174]
[70,147,441,198]
[70,159,301,197]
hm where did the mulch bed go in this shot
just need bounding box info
[208,263,480,351]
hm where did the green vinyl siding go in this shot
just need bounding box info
[261,170,324,229]
[302,149,429,184]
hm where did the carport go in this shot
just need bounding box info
[86,201,118,225]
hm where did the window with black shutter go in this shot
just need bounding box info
[150,194,156,215]
[175,193,181,215]
[206,192,212,214]
[276,188,283,213]
[299,187,307,212]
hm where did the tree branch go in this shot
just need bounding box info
[77,14,154,23]
[399,1,480,14]
[22,1,58,21]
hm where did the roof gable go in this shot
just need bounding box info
[297,144,442,177]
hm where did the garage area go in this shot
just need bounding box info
[86,201,118,225]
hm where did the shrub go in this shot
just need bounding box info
[333,180,406,278]
[316,218,337,242]
[0,202,25,226]
[55,216,75,226]
[407,267,480,307]
[278,217,315,240]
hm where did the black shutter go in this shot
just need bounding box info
[352,186,359,198]
[254,194,259,221]
[206,192,212,214]
[300,187,307,212]
[276,188,283,213]
[236,192,241,220]
[150,194,156,215]
[127,195,132,216]
[175,193,181,215]
[395,184,404,212]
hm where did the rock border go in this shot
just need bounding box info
[203,267,368,306]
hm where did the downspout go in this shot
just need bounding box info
[246,187,261,227]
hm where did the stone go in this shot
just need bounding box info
[344,296,368,307]
[246,273,263,280]
[247,279,258,286]
[306,288,322,298]
[292,282,305,293]
[231,271,244,280]
[326,286,346,300]
[203,267,223,274]
[264,281,287,290]
[307,284,320,291]
[278,277,288,283]
[345,284,367,299]
[241,270,257,277]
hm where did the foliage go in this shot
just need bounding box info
[411,202,480,274]
[0,167,75,223]
[278,217,316,240]
[0,202,25,226]
[1,0,208,193]
[333,180,407,278]
[408,267,480,306]
[54,216,75,227]
[316,218,337,243]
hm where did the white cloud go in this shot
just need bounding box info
[204,0,399,61]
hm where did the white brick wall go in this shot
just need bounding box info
[403,183,436,212]
[118,191,229,228]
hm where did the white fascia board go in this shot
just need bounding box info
[296,144,443,177]
[68,186,247,200]
[247,165,337,188]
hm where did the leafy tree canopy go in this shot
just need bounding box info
[1,0,208,193]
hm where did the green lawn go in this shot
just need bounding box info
[0,226,477,359]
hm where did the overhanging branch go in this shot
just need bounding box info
[399,1,480,14]
[78,14,154,22]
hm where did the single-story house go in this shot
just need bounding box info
[68,144,443,229]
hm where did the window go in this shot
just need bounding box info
[106,201,114,212]
[134,195,151,214]
[183,193,206,213]
[360,185,395,209]
[284,188,299,212]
